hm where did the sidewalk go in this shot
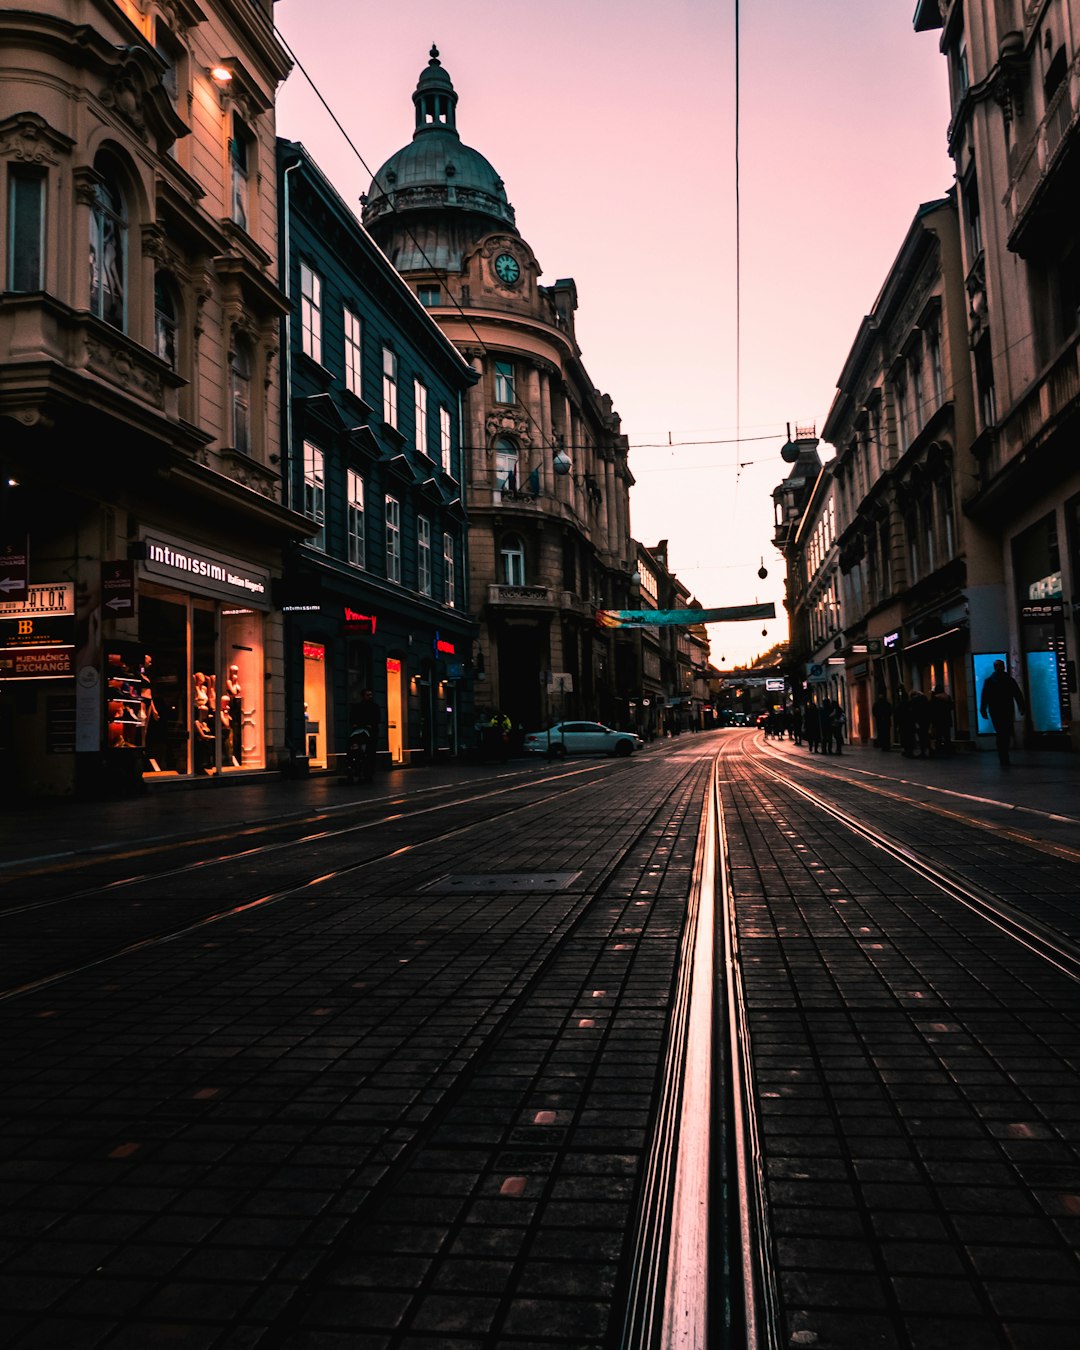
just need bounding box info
[762,732,1080,831]
[0,759,538,871]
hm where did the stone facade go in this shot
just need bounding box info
[361,48,637,732]
[915,0,1080,747]
[0,0,309,794]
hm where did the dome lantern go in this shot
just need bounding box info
[413,44,458,136]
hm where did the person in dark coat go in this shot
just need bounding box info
[909,688,932,758]
[872,692,892,751]
[803,701,821,754]
[980,660,1026,767]
[894,687,916,758]
[930,685,954,756]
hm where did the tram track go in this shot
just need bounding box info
[0,756,661,1002]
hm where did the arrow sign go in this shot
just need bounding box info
[100,560,135,618]
[596,602,776,629]
[0,536,28,599]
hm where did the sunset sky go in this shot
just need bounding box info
[274,0,954,667]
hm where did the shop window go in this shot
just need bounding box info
[230,336,253,453]
[443,532,456,607]
[304,441,325,549]
[230,114,253,231]
[344,306,362,396]
[8,167,44,292]
[494,359,515,404]
[382,347,398,427]
[495,437,518,493]
[301,262,322,363]
[500,533,525,586]
[154,272,179,369]
[386,494,401,582]
[439,405,451,473]
[348,468,365,567]
[414,379,429,457]
[418,515,432,595]
[89,159,127,330]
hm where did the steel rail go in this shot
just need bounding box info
[754,756,1080,984]
[620,756,716,1349]
[0,757,704,1006]
[0,758,635,917]
[716,756,785,1350]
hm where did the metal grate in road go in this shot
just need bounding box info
[421,869,583,892]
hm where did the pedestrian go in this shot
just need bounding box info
[910,688,932,758]
[791,703,804,746]
[828,699,846,754]
[979,659,1026,768]
[894,686,916,758]
[804,701,821,754]
[353,687,380,778]
[930,685,954,756]
[872,691,892,751]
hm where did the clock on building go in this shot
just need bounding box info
[494,252,521,284]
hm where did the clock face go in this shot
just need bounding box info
[494,252,521,284]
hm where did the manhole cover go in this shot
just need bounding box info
[423,871,582,894]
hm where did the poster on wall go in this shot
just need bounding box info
[1026,650,1064,733]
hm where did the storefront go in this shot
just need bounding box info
[1013,515,1072,746]
[283,587,476,773]
[108,531,273,780]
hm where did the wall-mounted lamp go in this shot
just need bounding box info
[209,64,234,86]
[552,450,572,477]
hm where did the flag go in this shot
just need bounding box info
[504,466,517,491]
[527,467,540,494]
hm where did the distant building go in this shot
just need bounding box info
[361,47,637,731]
[821,196,987,742]
[914,0,1080,748]
[277,141,479,771]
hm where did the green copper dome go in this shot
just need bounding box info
[362,45,517,260]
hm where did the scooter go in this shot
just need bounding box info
[344,727,374,784]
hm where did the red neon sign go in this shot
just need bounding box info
[344,607,376,634]
[436,639,455,655]
[386,658,401,674]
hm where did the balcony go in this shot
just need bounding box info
[1006,68,1078,251]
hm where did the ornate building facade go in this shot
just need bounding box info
[0,0,309,794]
[361,48,637,732]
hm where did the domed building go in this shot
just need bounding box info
[362,47,637,733]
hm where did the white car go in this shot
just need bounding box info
[524,721,643,758]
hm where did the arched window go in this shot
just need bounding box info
[500,533,525,586]
[89,164,127,330]
[154,273,178,369]
[495,437,518,492]
[230,336,252,453]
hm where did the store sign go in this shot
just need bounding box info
[765,678,785,692]
[344,607,376,635]
[1028,571,1063,601]
[435,637,456,656]
[302,641,325,661]
[0,581,73,618]
[866,638,882,656]
[101,560,135,617]
[0,582,75,681]
[0,535,28,601]
[0,647,74,679]
[1022,601,1064,622]
[141,534,271,610]
[807,662,826,683]
[883,630,901,650]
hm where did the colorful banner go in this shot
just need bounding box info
[596,602,775,629]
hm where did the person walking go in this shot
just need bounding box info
[894,687,916,758]
[791,703,804,746]
[980,660,1026,768]
[872,691,892,751]
[930,685,954,756]
[353,687,380,779]
[909,688,932,758]
[828,699,846,755]
[804,701,821,754]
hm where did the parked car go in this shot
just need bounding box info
[524,721,643,758]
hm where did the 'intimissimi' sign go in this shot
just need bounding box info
[142,534,271,609]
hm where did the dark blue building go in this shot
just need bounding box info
[278,140,478,771]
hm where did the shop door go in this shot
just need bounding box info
[303,641,327,768]
[386,657,404,763]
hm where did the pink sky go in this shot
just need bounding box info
[275,0,953,667]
